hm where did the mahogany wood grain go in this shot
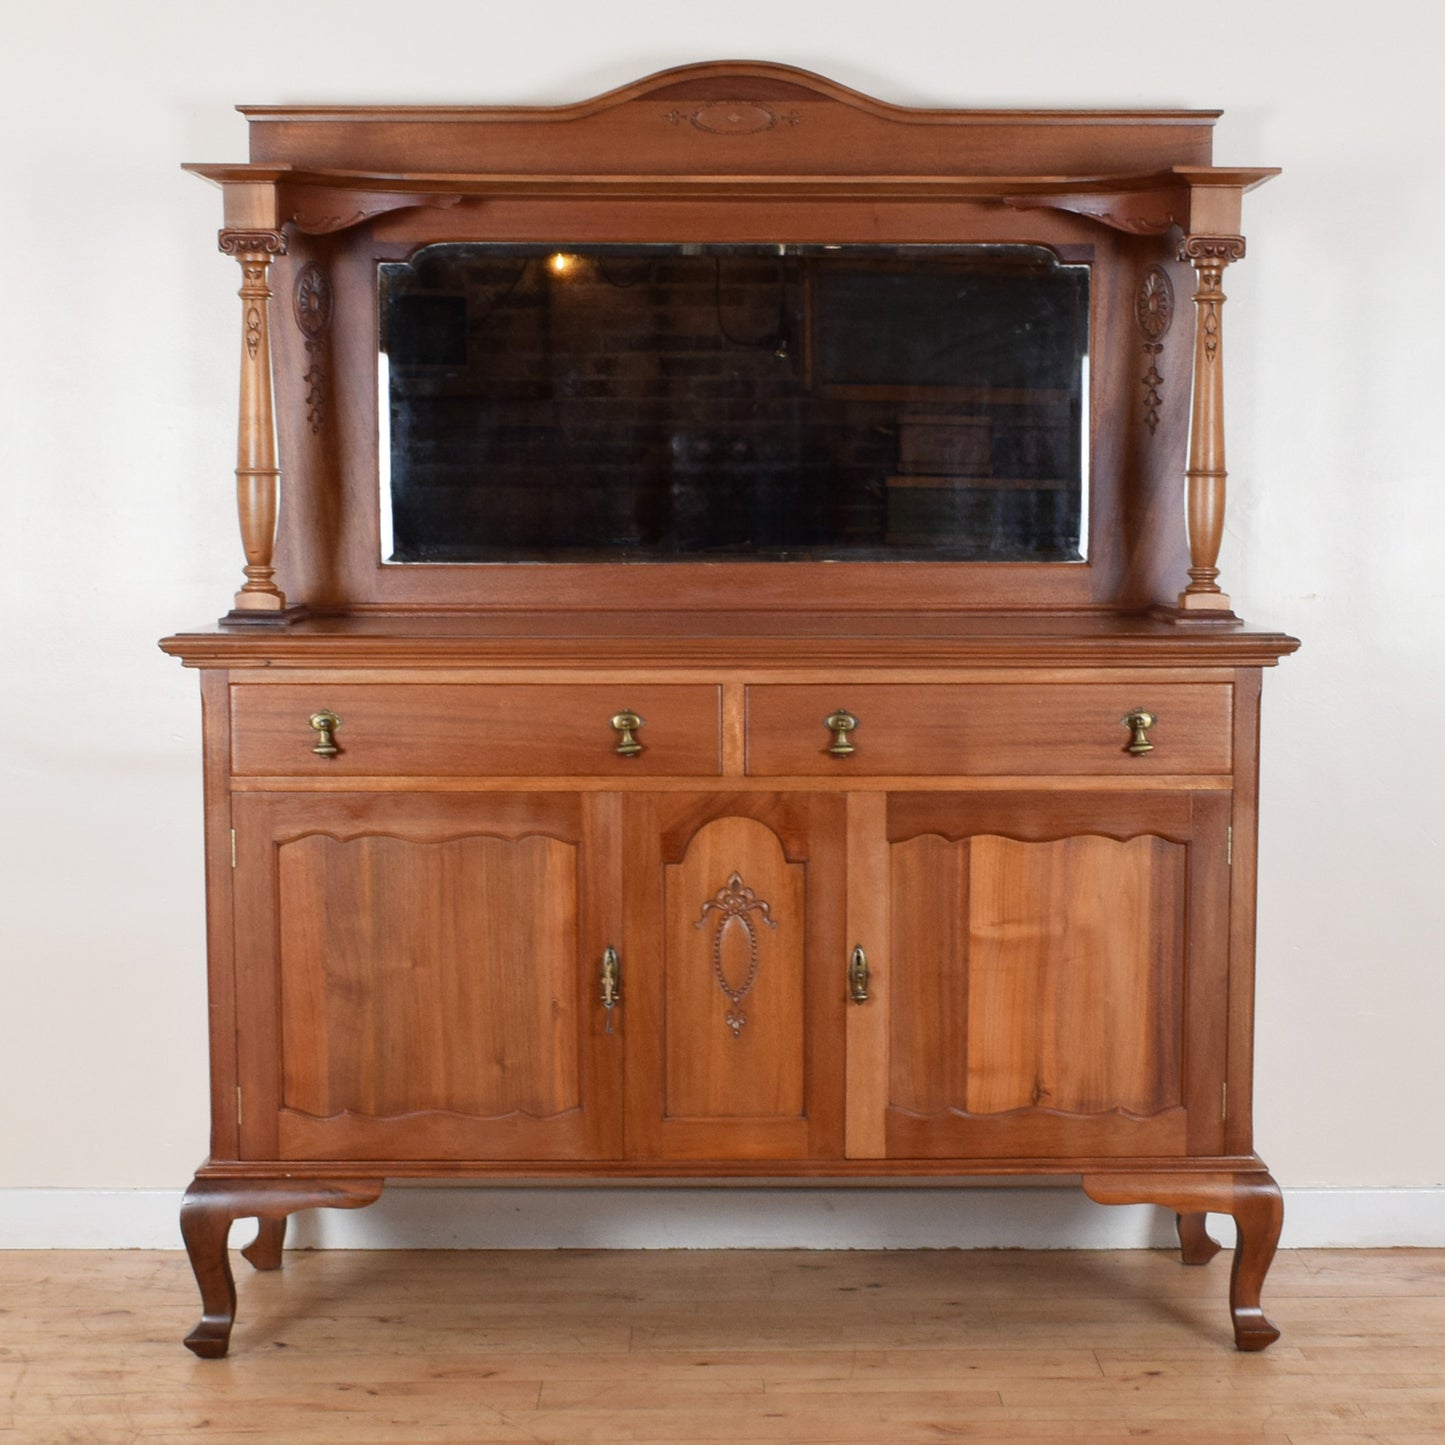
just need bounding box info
[882,791,1226,1160]
[745,682,1233,776]
[231,791,623,1162]
[229,682,722,777]
[198,671,240,1160]
[163,611,1300,673]
[1225,667,1264,1157]
[661,814,807,1119]
[623,792,846,1161]
[844,791,889,1159]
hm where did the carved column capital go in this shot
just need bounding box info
[1180,234,1246,266]
[218,228,288,257]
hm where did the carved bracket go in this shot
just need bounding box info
[1005,186,1184,236]
[287,189,464,236]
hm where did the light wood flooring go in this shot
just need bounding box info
[2,1247,1443,1443]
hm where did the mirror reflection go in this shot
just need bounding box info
[379,244,1088,563]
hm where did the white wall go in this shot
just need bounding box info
[2,1,1441,1241]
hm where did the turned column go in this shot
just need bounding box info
[218,228,291,620]
[1177,234,1246,615]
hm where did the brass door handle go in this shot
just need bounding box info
[601,946,621,1033]
[610,710,644,757]
[309,710,341,758]
[1122,708,1156,755]
[824,709,858,757]
[848,945,870,1003]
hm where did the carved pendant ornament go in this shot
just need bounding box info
[1135,265,1174,436]
[293,262,333,435]
[694,871,778,1038]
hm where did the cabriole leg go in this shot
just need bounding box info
[240,1215,288,1271]
[1177,1211,1223,1266]
[179,1176,383,1357]
[1083,1169,1283,1350]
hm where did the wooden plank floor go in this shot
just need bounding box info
[1,1248,1443,1443]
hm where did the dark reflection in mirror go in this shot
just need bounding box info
[379,244,1088,563]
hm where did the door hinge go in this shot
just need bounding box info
[230,828,237,869]
[1226,826,1233,865]
[1221,1082,1228,1121]
[236,1085,244,1128]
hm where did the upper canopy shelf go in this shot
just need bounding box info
[185,61,1276,238]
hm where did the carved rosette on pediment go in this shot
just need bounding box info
[1135,265,1175,437]
[293,262,333,436]
[664,102,802,134]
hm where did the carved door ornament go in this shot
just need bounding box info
[694,871,778,1038]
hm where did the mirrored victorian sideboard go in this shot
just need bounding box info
[164,63,1297,1357]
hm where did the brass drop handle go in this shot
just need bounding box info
[610,710,644,757]
[1122,708,1157,756]
[824,709,858,757]
[309,710,341,759]
[848,944,870,1003]
[600,946,621,1033]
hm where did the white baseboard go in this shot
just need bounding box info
[1,1184,1442,1250]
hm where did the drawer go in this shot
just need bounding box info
[745,683,1232,776]
[230,684,722,777]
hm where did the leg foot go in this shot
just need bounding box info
[179,1176,382,1357]
[1083,1169,1283,1350]
[241,1215,287,1271]
[1177,1211,1223,1266]
[1228,1175,1284,1350]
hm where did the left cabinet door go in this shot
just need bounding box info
[231,792,623,1162]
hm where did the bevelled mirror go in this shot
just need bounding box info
[379,243,1089,565]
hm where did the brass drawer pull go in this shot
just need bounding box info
[848,944,870,1003]
[824,709,858,757]
[1122,708,1157,755]
[610,710,644,757]
[309,710,341,758]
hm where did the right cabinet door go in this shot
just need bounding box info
[858,790,1231,1161]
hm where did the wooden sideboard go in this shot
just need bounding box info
[164,63,1296,1357]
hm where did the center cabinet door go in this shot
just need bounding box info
[232,792,623,1162]
[846,791,1231,1161]
[622,793,847,1161]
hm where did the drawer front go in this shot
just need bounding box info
[745,683,1232,776]
[231,684,722,777]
